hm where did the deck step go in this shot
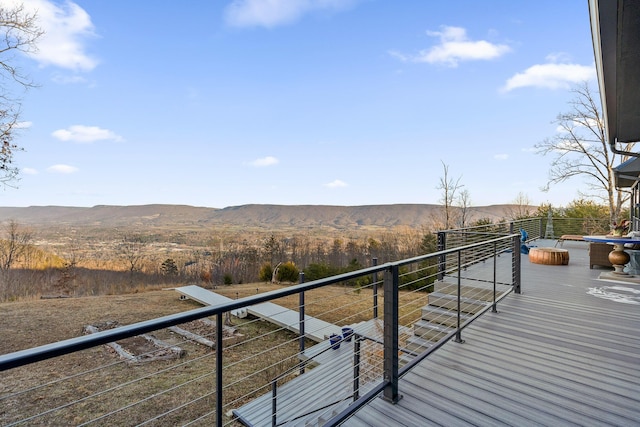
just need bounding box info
[315,407,343,427]
[421,305,473,327]
[404,335,435,355]
[399,352,416,366]
[427,292,488,314]
[412,319,454,341]
[433,281,496,302]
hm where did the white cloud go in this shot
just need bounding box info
[391,26,510,67]
[325,179,347,188]
[47,164,78,174]
[20,0,98,71]
[249,156,279,167]
[14,121,33,129]
[225,0,358,28]
[22,167,38,175]
[52,74,89,85]
[581,117,600,129]
[388,50,410,62]
[545,52,572,63]
[52,125,123,143]
[494,154,509,160]
[502,63,595,92]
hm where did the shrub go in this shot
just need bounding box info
[259,263,273,282]
[276,261,299,282]
[223,274,233,285]
[161,258,178,276]
[399,263,436,292]
[303,263,338,282]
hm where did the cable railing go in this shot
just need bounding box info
[541,217,610,238]
[0,232,521,426]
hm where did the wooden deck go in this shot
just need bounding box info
[345,240,640,426]
[233,254,516,426]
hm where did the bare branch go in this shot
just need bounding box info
[535,81,634,222]
[0,4,43,87]
[0,3,44,186]
[436,161,464,229]
[0,219,32,270]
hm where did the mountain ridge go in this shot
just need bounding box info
[0,203,519,230]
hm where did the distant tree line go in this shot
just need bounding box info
[0,198,619,301]
[186,228,437,286]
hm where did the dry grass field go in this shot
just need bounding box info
[0,283,428,426]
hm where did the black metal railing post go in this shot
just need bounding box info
[455,250,465,343]
[216,312,223,427]
[437,231,446,281]
[512,234,521,294]
[492,241,498,313]
[299,272,306,375]
[382,265,400,403]
[372,258,378,318]
[539,217,544,239]
[353,334,361,401]
[272,380,277,427]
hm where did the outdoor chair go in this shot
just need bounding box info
[589,242,613,269]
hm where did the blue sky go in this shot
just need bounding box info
[3,0,598,208]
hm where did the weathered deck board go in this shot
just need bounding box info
[174,285,247,317]
[347,239,640,426]
[247,302,340,342]
[175,285,340,342]
[233,357,368,427]
[234,319,390,426]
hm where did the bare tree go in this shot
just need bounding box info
[395,226,423,258]
[49,236,85,296]
[457,189,472,228]
[0,219,32,297]
[504,192,534,220]
[536,82,634,223]
[436,161,464,229]
[263,234,280,266]
[0,219,32,271]
[330,238,343,267]
[118,234,146,274]
[345,239,364,266]
[0,4,44,185]
[61,236,85,268]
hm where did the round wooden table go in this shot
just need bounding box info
[529,247,569,265]
[583,235,640,274]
